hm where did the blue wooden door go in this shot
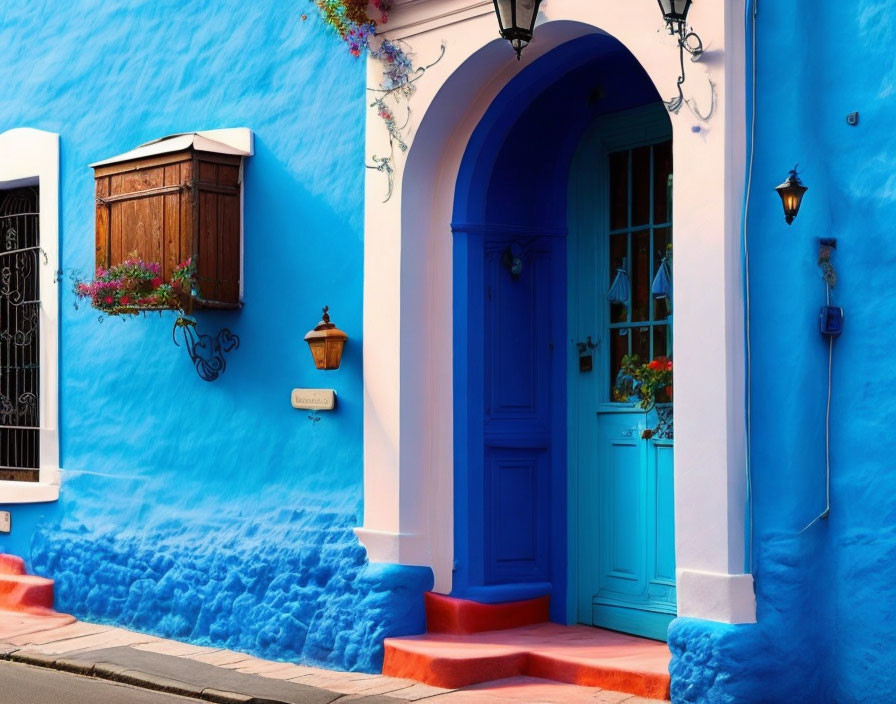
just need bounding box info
[453,228,566,614]
[482,237,553,586]
[570,106,675,641]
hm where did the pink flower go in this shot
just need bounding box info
[104,296,114,304]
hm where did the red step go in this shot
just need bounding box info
[0,554,56,614]
[0,554,26,575]
[384,594,671,700]
[425,592,550,634]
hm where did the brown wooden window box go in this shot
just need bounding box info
[90,130,253,310]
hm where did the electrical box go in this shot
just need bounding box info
[819,305,844,337]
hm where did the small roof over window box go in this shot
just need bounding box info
[90,128,253,310]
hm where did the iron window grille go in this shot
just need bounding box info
[0,187,41,481]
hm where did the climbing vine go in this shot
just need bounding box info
[306,1,444,201]
[310,0,389,56]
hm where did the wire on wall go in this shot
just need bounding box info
[802,241,837,531]
[742,0,759,576]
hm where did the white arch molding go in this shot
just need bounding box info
[355,0,756,625]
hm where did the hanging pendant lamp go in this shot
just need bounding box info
[492,0,543,59]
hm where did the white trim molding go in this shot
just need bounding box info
[358,0,755,624]
[0,128,61,504]
[677,569,757,624]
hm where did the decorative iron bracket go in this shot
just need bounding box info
[172,316,240,382]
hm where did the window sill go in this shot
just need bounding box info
[0,480,60,504]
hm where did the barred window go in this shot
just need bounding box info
[0,187,40,481]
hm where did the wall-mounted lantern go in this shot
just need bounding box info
[304,306,348,370]
[492,0,543,60]
[775,166,808,225]
[657,0,693,28]
[656,0,704,114]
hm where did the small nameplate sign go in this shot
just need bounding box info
[291,389,336,411]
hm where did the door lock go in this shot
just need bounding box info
[577,336,598,373]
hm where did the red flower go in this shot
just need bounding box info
[648,356,671,371]
[120,296,130,305]
[151,277,162,288]
[104,296,114,304]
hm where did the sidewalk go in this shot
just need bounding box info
[0,610,670,704]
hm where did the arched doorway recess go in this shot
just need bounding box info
[355,0,755,628]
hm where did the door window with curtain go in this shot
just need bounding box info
[607,140,672,401]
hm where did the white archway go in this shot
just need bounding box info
[356,0,755,625]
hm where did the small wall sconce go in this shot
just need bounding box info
[775,166,808,225]
[502,243,524,278]
[304,306,348,370]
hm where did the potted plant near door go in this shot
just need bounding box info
[614,354,673,439]
[614,354,673,409]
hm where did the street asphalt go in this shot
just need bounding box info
[0,660,207,704]
[1,645,407,704]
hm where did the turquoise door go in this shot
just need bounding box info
[569,105,676,641]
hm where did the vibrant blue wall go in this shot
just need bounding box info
[670,1,896,702]
[5,0,896,694]
[0,1,430,672]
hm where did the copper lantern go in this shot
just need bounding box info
[304,306,348,370]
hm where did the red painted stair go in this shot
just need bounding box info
[0,553,56,614]
[383,593,671,700]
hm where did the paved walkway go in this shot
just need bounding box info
[0,610,670,703]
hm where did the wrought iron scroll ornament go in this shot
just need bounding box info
[0,187,42,474]
[70,266,240,383]
[641,405,673,440]
[173,317,240,383]
[659,10,714,120]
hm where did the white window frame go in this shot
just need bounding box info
[0,128,60,503]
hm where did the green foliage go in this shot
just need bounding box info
[73,254,195,316]
[615,353,673,409]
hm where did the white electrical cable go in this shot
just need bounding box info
[824,334,832,517]
[743,0,759,574]
[802,285,833,531]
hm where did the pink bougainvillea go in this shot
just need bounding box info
[73,254,195,315]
